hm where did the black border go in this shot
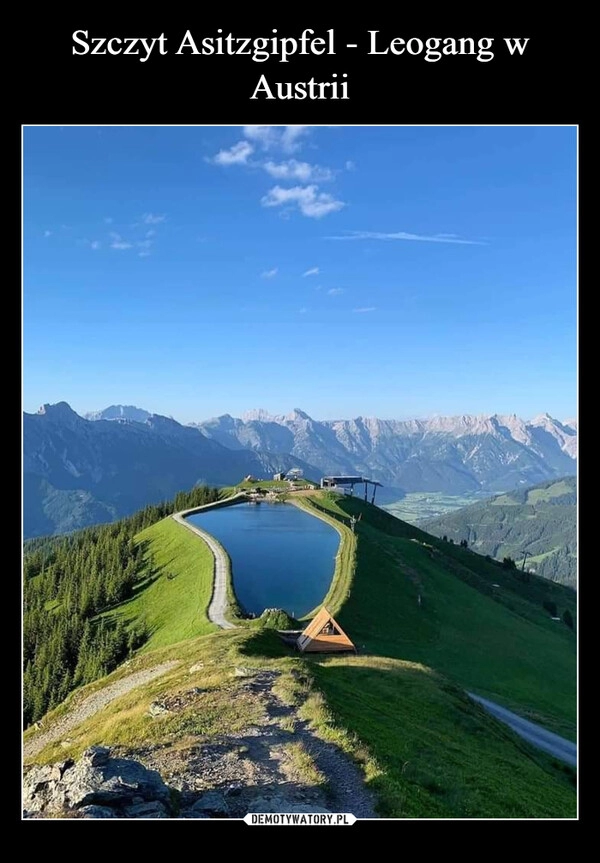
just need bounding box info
[20,10,583,833]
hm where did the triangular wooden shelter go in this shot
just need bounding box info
[296,607,356,653]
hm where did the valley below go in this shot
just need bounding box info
[382,491,490,523]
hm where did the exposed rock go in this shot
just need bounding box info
[23,747,171,815]
[79,805,118,819]
[149,689,205,716]
[190,791,229,816]
[189,663,204,673]
[124,800,168,818]
[85,745,110,766]
[248,796,333,814]
[149,702,171,716]
[234,667,253,677]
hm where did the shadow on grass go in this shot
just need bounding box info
[238,628,293,659]
[309,660,577,818]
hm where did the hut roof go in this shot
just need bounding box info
[296,607,356,653]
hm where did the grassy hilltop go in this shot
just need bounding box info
[24,488,576,818]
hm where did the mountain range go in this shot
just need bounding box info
[23,402,577,538]
[24,404,313,538]
[194,408,576,494]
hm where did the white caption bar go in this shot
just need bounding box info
[244,812,356,826]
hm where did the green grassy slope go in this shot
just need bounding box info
[308,654,576,817]
[26,627,576,818]
[302,493,576,738]
[26,493,577,817]
[422,477,577,586]
[105,517,218,650]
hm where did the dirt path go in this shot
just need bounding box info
[24,662,179,761]
[254,669,377,817]
[143,668,377,818]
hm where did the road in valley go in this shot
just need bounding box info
[468,692,576,767]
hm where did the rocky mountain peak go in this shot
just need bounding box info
[241,408,279,423]
[36,402,82,423]
[86,405,151,423]
[285,408,311,422]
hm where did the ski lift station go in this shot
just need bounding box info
[320,475,382,504]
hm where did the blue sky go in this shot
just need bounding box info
[23,125,576,423]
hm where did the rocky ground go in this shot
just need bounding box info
[24,668,376,819]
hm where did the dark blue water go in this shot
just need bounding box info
[186,503,339,618]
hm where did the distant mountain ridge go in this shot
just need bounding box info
[23,403,315,538]
[85,405,151,423]
[193,408,577,495]
[422,477,577,587]
[24,402,577,538]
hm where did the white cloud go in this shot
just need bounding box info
[243,125,309,153]
[142,213,166,225]
[146,229,156,238]
[261,185,345,219]
[261,267,278,278]
[243,126,278,149]
[281,126,310,153]
[345,160,356,171]
[212,140,254,166]
[43,230,52,238]
[327,288,344,296]
[263,159,333,183]
[328,230,485,245]
[109,232,133,250]
[303,267,320,277]
[353,307,377,313]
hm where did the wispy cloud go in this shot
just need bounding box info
[303,267,320,277]
[263,159,332,183]
[261,267,278,279]
[328,230,486,245]
[327,288,344,296]
[208,127,347,221]
[345,160,356,171]
[353,307,377,313]
[299,307,308,314]
[244,125,309,153]
[103,217,113,224]
[212,140,254,166]
[138,251,151,258]
[90,240,101,250]
[43,230,52,238]
[109,232,133,250]
[145,229,156,238]
[261,185,345,219]
[141,213,166,225]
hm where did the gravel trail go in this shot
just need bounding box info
[238,669,377,818]
[24,662,179,760]
[172,502,243,630]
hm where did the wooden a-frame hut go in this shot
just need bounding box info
[296,607,356,653]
